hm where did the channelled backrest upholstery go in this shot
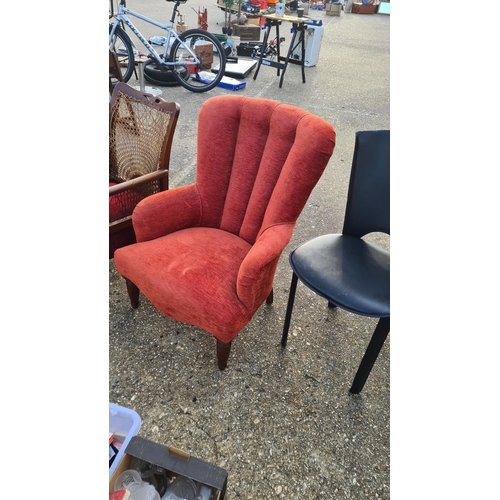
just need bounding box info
[195,96,336,244]
[343,130,390,238]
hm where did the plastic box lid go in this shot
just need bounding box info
[109,402,142,479]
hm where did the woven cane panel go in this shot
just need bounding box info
[109,90,172,223]
[109,90,172,183]
[109,180,160,224]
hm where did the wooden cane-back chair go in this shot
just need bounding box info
[109,82,180,259]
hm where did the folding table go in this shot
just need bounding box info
[253,13,306,88]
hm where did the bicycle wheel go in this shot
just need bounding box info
[109,24,135,83]
[170,30,226,93]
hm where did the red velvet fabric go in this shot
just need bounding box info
[109,182,145,221]
[114,96,336,344]
[109,182,144,259]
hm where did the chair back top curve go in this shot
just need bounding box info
[109,49,124,94]
[195,95,336,245]
[342,130,390,238]
[109,82,180,185]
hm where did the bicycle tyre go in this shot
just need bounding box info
[143,59,188,87]
[170,30,227,93]
[109,24,135,83]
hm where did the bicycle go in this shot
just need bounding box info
[109,0,227,93]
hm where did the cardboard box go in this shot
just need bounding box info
[109,436,228,499]
[246,17,261,26]
[325,3,343,15]
[232,24,261,41]
[195,42,214,69]
[176,23,189,34]
[351,2,376,14]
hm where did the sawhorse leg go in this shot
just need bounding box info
[300,23,305,83]
[279,22,306,88]
[275,22,281,77]
[253,21,273,81]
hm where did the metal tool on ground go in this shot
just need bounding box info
[191,7,209,30]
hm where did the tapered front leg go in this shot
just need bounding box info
[216,340,232,371]
[125,279,140,309]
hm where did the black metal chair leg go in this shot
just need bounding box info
[349,316,390,394]
[281,272,298,346]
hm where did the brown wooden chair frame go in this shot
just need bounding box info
[109,82,180,252]
[109,49,124,95]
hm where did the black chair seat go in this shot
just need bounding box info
[290,234,389,318]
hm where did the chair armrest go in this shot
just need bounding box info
[132,184,203,242]
[109,217,133,234]
[109,170,169,196]
[109,171,170,234]
[237,223,295,309]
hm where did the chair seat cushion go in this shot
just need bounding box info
[290,234,389,317]
[114,227,254,343]
[109,182,145,222]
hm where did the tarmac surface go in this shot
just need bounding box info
[109,1,390,498]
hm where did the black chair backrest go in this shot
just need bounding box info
[342,130,390,238]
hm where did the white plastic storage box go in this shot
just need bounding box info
[109,402,142,479]
[290,19,324,67]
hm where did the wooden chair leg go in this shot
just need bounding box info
[281,272,298,347]
[349,316,390,394]
[125,279,140,309]
[216,340,232,371]
[266,288,274,304]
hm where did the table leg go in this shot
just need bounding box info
[253,21,272,81]
[275,22,281,77]
[300,24,306,83]
[279,27,298,88]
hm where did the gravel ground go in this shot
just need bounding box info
[110,2,390,498]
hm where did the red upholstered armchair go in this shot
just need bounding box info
[114,95,336,370]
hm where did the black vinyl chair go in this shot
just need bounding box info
[281,130,390,394]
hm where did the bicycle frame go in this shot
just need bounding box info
[109,1,199,68]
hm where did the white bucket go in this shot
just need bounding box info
[228,36,241,55]
[228,36,241,47]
